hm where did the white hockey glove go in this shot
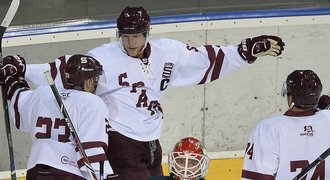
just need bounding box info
[238,35,285,63]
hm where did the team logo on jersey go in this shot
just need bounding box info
[160,62,174,91]
[300,125,315,137]
[61,93,70,100]
[61,156,78,167]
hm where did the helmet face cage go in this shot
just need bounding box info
[65,55,103,90]
[283,70,322,108]
[168,137,210,180]
[169,152,209,179]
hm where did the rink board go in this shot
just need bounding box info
[0,7,330,179]
[0,157,244,180]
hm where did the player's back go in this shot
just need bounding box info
[9,86,92,177]
[266,110,330,179]
[279,110,330,179]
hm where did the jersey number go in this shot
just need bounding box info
[291,160,325,180]
[245,143,325,179]
[35,116,70,142]
[245,142,254,160]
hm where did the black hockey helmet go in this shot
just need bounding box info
[117,6,150,35]
[282,70,322,108]
[65,54,103,89]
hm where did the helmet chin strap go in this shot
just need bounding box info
[289,102,295,109]
[120,38,149,57]
[118,31,149,58]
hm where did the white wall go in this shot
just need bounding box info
[0,13,330,173]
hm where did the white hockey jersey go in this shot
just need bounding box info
[25,38,247,141]
[9,86,113,179]
[242,109,330,179]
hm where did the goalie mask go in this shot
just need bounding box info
[65,54,103,91]
[168,137,210,180]
[281,70,322,108]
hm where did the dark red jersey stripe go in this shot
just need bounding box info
[210,49,224,81]
[76,141,108,152]
[242,170,275,180]
[198,45,216,85]
[77,154,108,168]
[13,88,29,129]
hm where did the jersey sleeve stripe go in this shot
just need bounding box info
[198,45,216,85]
[49,61,57,80]
[58,56,70,89]
[241,170,275,180]
[210,48,225,81]
[77,154,108,168]
[13,88,29,129]
[76,141,108,152]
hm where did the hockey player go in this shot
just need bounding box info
[318,94,330,110]
[149,137,209,180]
[241,70,330,179]
[1,54,116,180]
[7,6,285,180]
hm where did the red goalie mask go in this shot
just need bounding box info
[168,137,209,180]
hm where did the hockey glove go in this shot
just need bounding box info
[4,76,30,100]
[0,65,17,84]
[318,94,330,110]
[238,35,285,63]
[2,54,26,77]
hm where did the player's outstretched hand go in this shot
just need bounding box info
[238,35,285,63]
[2,54,26,77]
[318,94,330,110]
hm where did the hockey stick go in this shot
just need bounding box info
[0,0,20,179]
[292,147,330,180]
[44,70,97,180]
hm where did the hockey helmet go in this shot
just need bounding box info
[168,137,210,180]
[117,6,150,35]
[65,54,103,89]
[281,70,322,108]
